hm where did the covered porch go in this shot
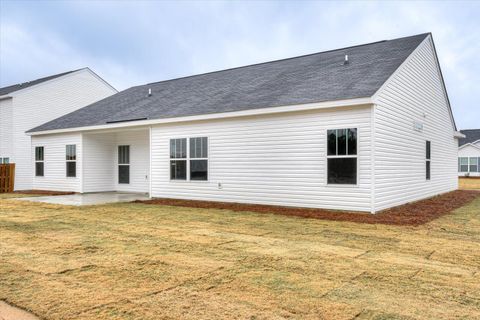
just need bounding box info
[82,128,150,194]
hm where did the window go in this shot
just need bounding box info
[35,146,44,177]
[470,157,479,173]
[0,158,9,164]
[190,137,208,180]
[459,157,469,172]
[66,145,76,177]
[170,138,187,180]
[118,145,130,184]
[169,137,208,181]
[426,141,431,180]
[327,128,357,184]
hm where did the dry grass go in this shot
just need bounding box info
[0,195,479,319]
[460,177,480,190]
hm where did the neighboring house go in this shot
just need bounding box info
[458,129,480,177]
[26,33,462,213]
[0,68,117,190]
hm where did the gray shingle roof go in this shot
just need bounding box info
[29,33,430,133]
[459,129,480,146]
[0,69,82,96]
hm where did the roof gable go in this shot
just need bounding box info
[29,33,429,133]
[0,69,83,96]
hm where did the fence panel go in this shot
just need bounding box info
[0,164,15,193]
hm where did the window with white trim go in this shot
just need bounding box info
[470,157,479,173]
[327,128,357,184]
[459,157,469,172]
[0,158,9,164]
[190,137,208,180]
[66,145,76,177]
[426,141,431,180]
[118,145,130,184]
[35,146,44,177]
[170,138,187,180]
[170,137,208,181]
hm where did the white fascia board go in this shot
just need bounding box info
[0,95,12,100]
[27,97,373,136]
[84,67,118,93]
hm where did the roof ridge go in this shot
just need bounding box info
[144,33,430,87]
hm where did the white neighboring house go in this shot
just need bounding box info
[26,33,462,213]
[458,129,480,177]
[0,68,117,190]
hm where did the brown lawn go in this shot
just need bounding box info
[0,193,479,319]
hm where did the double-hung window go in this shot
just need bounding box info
[470,157,479,173]
[35,146,44,177]
[170,137,208,181]
[327,128,357,184]
[66,145,76,177]
[426,141,431,180]
[118,145,130,184]
[459,157,469,172]
[170,138,187,180]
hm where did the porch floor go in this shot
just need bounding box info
[16,192,149,206]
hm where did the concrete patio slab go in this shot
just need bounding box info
[16,192,149,206]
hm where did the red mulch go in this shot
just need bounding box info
[12,190,75,196]
[135,190,480,226]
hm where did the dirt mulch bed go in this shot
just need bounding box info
[12,190,75,196]
[135,190,480,226]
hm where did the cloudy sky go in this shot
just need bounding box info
[0,0,479,129]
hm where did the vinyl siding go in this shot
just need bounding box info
[151,106,373,212]
[458,145,480,177]
[0,98,13,159]
[373,35,458,211]
[32,133,82,192]
[8,69,116,190]
[82,132,116,192]
[81,130,149,193]
[115,130,149,193]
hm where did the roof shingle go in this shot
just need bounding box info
[459,129,480,146]
[29,33,430,133]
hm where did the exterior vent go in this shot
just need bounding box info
[344,54,349,65]
[148,88,152,96]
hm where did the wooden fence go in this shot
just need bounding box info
[0,164,15,193]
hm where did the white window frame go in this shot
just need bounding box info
[66,144,77,178]
[470,157,479,173]
[118,145,130,184]
[169,136,209,182]
[325,128,359,186]
[35,146,44,177]
[459,157,469,173]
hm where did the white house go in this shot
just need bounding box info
[458,129,480,177]
[26,33,462,213]
[0,68,117,190]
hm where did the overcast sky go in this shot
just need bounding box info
[0,0,478,129]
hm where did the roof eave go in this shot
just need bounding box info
[27,97,373,136]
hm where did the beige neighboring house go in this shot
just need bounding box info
[458,129,480,177]
[0,68,117,190]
